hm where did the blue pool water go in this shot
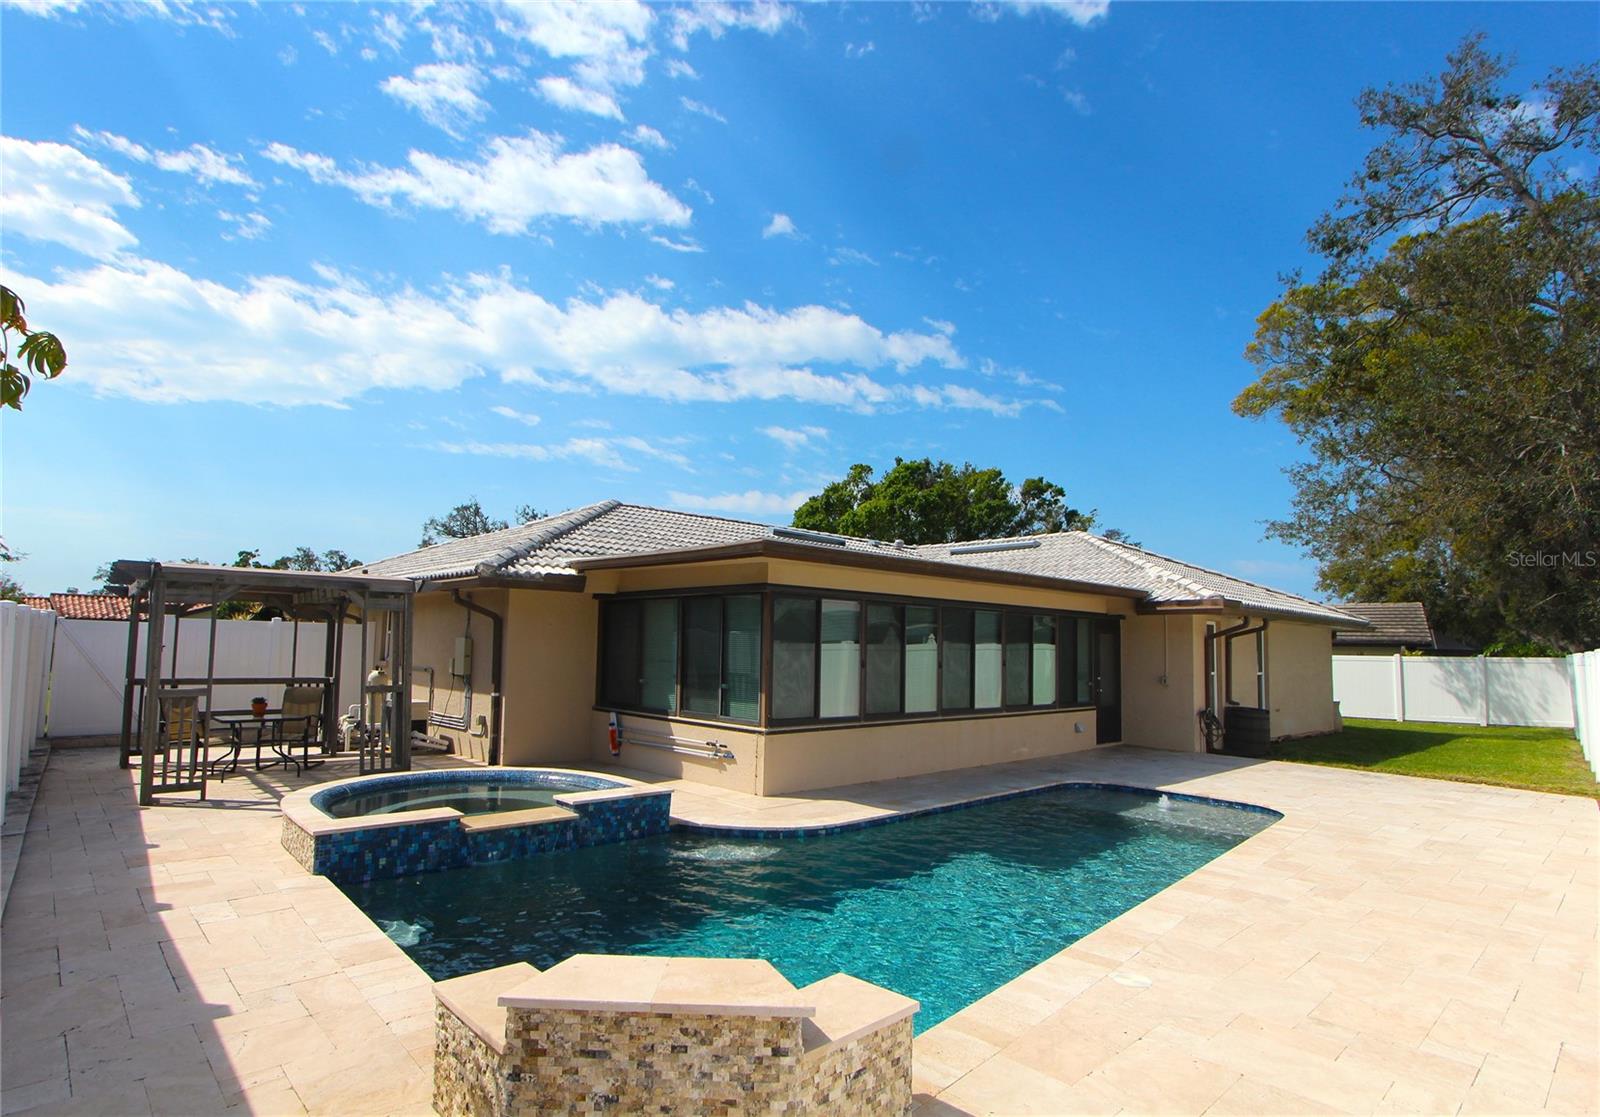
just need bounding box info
[340,786,1275,1031]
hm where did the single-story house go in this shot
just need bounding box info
[1332,601,1477,656]
[360,500,1363,796]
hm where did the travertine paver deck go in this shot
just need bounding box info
[1,745,1595,1115]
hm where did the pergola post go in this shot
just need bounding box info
[396,595,414,770]
[119,589,144,769]
[137,570,167,807]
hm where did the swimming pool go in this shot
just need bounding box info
[341,785,1277,1031]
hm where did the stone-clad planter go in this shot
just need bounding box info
[280,768,673,885]
[433,955,918,1116]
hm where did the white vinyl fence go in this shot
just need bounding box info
[1571,650,1600,778]
[1,601,57,818]
[1333,653,1579,729]
[46,616,363,738]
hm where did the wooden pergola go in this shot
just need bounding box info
[109,561,416,806]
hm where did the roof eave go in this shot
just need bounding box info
[1137,597,1367,626]
[414,570,588,593]
[568,539,1149,600]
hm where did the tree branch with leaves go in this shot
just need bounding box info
[1,285,67,411]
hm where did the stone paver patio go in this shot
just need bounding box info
[1,744,1595,1115]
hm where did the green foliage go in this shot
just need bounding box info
[420,498,510,546]
[513,504,548,524]
[1,285,67,411]
[0,573,24,603]
[792,458,1103,544]
[1235,37,1599,651]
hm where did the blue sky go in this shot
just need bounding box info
[2,1,1592,596]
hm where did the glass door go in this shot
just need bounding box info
[1094,619,1121,743]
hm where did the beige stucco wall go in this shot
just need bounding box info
[759,708,1100,796]
[500,590,599,766]
[1266,620,1339,739]
[586,711,763,795]
[410,590,508,764]
[1120,613,1201,753]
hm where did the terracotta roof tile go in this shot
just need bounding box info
[21,593,132,620]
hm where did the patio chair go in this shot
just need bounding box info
[278,683,327,772]
[155,688,209,800]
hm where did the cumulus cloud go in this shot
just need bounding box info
[626,124,671,150]
[74,126,255,186]
[218,209,271,240]
[262,131,690,233]
[667,489,812,517]
[0,137,139,258]
[380,63,489,136]
[762,213,798,239]
[536,75,623,120]
[978,0,1109,26]
[761,425,828,450]
[643,274,675,290]
[9,255,996,414]
[668,1,796,49]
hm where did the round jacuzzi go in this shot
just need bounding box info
[311,768,627,820]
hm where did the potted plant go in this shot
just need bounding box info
[251,696,269,717]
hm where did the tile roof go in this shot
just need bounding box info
[360,500,1363,626]
[1333,602,1436,646]
[21,593,132,620]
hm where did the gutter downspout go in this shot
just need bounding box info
[452,590,505,766]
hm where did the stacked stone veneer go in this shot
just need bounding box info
[433,957,917,1117]
[281,788,672,884]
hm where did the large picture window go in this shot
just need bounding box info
[601,589,1104,727]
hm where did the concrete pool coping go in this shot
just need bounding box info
[2,747,1595,1115]
[278,765,656,838]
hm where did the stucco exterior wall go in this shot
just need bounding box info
[759,708,1099,796]
[499,589,599,766]
[1266,620,1339,739]
[410,590,508,764]
[1120,613,1201,753]
[587,710,764,795]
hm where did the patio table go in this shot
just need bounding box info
[207,712,314,778]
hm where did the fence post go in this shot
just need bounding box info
[1393,654,1406,723]
[1480,655,1491,727]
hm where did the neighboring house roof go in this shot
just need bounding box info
[22,593,132,620]
[359,500,1364,626]
[1333,602,1435,647]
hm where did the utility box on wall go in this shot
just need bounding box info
[451,636,473,679]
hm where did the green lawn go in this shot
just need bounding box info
[1269,718,1600,798]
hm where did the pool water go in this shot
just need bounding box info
[341,787,1275,1031]
[325,779,582,819]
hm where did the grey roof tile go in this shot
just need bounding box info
[361,500,1360,624]
[1333,602,1435,645]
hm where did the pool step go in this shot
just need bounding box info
[456,805,578,833]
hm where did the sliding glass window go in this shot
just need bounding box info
[941,608,974,712]
[974,610,1003,709]
[864,604,903,716]
[722,596,761,721]
[772,596,818,720]
[599,594,754,721]
[819,600,861,718]
[1031,615,1057,707]
[904,606,938,714]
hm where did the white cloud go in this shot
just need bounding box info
[0,137,139,258]
[490,405,541,426]
[667,489,811,517]
[11,0,233,32]
[74,127,256,186]
[312,29,338,54]
[762,213,798,239]
[437,434,687,472]
[922,317,956,336]
[278,44,298,66]
[668,1,796,49]
[381,63,489,136]
[626,124,671,150]
[11,256,990,414]
[679,97,727,124]
[664,59,698,80]
[536,76,623,120]
[493,1,653,61]
[643,274,675,290]
[262,131,691,233]
[218,209,271,240]
[649,234,704,253]
[1060,88,1091,115]
[979,1,1109,26]
[761,425,828,450]
[829,246,877,267]
[845,41,875,58]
